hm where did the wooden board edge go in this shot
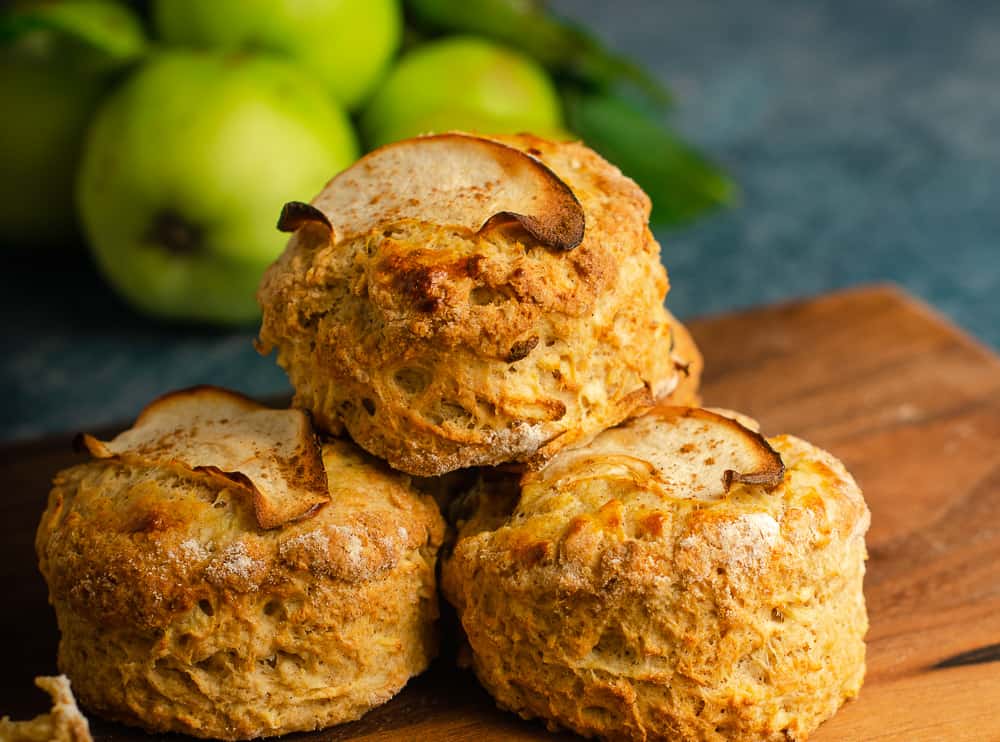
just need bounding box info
[687,282,999,368]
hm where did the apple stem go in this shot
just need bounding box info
[147,209,203,255]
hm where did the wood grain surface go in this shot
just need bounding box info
[3,285,998,741]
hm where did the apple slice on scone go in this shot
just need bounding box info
[525,406,785,500]
[278,132,586,251]
[79,386,329,528]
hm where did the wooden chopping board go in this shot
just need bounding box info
[3,285,998,741]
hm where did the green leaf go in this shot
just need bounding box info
[563,88,736,227]
[404,0,670,105]
[1,0,147,62]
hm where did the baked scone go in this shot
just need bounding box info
[443,407,869,742]
[0,676,92,742]
[664,310,702,407]
[36,387,445,740]
[257,131,697,476]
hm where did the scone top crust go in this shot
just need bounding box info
[448,406,869,597]
[258,132,687,476]
[38,415,444,632]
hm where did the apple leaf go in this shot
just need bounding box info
[0,0,146,62]
[404,0,669,105]
[562,87,736,227]
[404,0,735,227]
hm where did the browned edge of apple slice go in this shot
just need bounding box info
[281,132,585,251]
[79,385,330,529]
[276,200,333,234]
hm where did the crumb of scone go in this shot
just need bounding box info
[0,675,92,742]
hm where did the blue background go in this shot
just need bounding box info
[3,0,998,441]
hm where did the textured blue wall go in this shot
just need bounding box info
[559,0,999,328]
[3,0,997,440]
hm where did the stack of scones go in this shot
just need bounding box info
[37,133,869,741]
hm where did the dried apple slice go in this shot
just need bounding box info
[80,386,329,529]
[285,132,585,250]
[528,406,784,499]
[703,406,762,432]
[276,200,332,234]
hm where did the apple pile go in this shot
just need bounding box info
[0,0,733,325]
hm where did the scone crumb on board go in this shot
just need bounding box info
[0,675,92,742]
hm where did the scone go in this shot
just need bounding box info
[257,131,697,476]
[664,310,702,407]
[36,387,445,740]
[443,406,869,742]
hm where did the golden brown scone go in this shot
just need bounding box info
[0,676,92,742]
[257,132,694,476]
[36,390,445,741]
[443,407,869,742]
[664,311,702,407]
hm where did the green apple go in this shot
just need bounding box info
[360,36,565,148]
[153,0,401,110]
[0,0,146,248]
[77,50,358,325]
